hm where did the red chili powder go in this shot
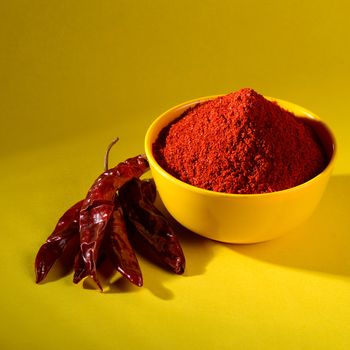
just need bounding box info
[153,88,327,194]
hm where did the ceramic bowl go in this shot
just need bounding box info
[144,96,336,243]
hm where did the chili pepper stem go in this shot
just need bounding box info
[104,137,119,171]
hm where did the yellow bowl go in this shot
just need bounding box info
[144,96,336,243]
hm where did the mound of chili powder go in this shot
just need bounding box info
[153,88,326,194]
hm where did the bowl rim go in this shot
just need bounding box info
[145,94,337,198]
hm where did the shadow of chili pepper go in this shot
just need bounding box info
[86,194,213,299]
[98,243,176,299]
[81,260,115,291]
[107,276,142,294]
[140,260,175,300]
[81,255,174,299]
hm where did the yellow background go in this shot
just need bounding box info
[1,1,350,349]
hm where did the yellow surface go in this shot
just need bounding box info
[1,1,350,349]
[145,96,336,243]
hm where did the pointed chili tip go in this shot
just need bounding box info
[90,273,104,292]
[35,273,44,284]
[132,275,143,287]
[35,268,41,283]
[120,271,143,287]
[176,266,185,275]
[35,259,47,284]
[73,273,84,284]
[173,258,186,275]
[95,281,104,292]
[35,271,45,284]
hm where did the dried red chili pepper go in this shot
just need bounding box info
[106,200,143,287]
[35,200,83,283]
[73,249,108,285]
[73,179,154,287]
[35,137,185,291]
[79,155,149,290]
[119,178,185,274]
[140,178,157,203]
[73,250,88,284]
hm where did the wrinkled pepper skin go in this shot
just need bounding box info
[140,178,157,204]
[35,200,83,283]
[73,250,88,284]
[79,155,149,290]
[106,200,143,287]
[119,178,185,275]
[35,151,186,290]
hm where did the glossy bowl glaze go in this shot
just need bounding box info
[145,96,336,243]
